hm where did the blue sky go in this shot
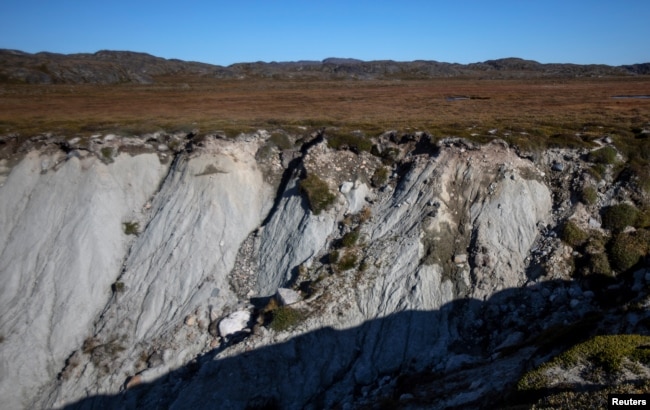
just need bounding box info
[1,1,649,66]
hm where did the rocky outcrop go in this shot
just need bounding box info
[254,177,335,296]
[0,129,647,409]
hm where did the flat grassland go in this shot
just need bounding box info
[1,76,649,143]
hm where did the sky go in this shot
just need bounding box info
[1,1,649,66]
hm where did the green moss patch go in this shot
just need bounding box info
[602,203,639,232]
[299,173,336,215]
[340,229,360,248]
[518,334,650,393]
[581,185,598,205]
[561,220,589,247]
[326,130,373,153]
[371,166,390,187]
[269,306,305,332]
[608,229,650,272]
[123,221,140,236]
[588,146,618,165]
[336,250,358,272]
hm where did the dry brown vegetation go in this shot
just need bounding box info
[1,76,649,139]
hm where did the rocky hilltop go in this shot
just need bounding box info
[0,49,232,84]
[0,126,649,409]
[1,49,648,84]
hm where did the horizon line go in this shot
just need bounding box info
[2,48,649,68]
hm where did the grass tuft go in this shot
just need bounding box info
[123,221,140,236]
[602,203,639,232]
[581,185,598,205]
[269,306,304,332]
[340,229,360,248]
[608,230,650,272]
[336,251,358,272]
[371,166,390,187]
[561,220,589,247]
[111,281,125,293]
[299,173,336,215]
[326,130,373,153]
[588,146,618,165]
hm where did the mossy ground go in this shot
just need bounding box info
[513,335,650,408]
[519,334,650,387]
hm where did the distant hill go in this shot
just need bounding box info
[0,49,647,84]
[0,49,234,84]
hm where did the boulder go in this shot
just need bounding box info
[276,288,302,306]
[218,310,251,338]
[340,181,354,194]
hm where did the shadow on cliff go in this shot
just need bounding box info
[63,274,649,410]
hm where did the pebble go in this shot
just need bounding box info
[453,254,468,264]
[551,161,565,172]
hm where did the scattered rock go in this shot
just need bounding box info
[3,130,647,410]
[184,315,196,326]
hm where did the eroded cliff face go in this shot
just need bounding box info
[0,151,168,408]
[0,130,646,409]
